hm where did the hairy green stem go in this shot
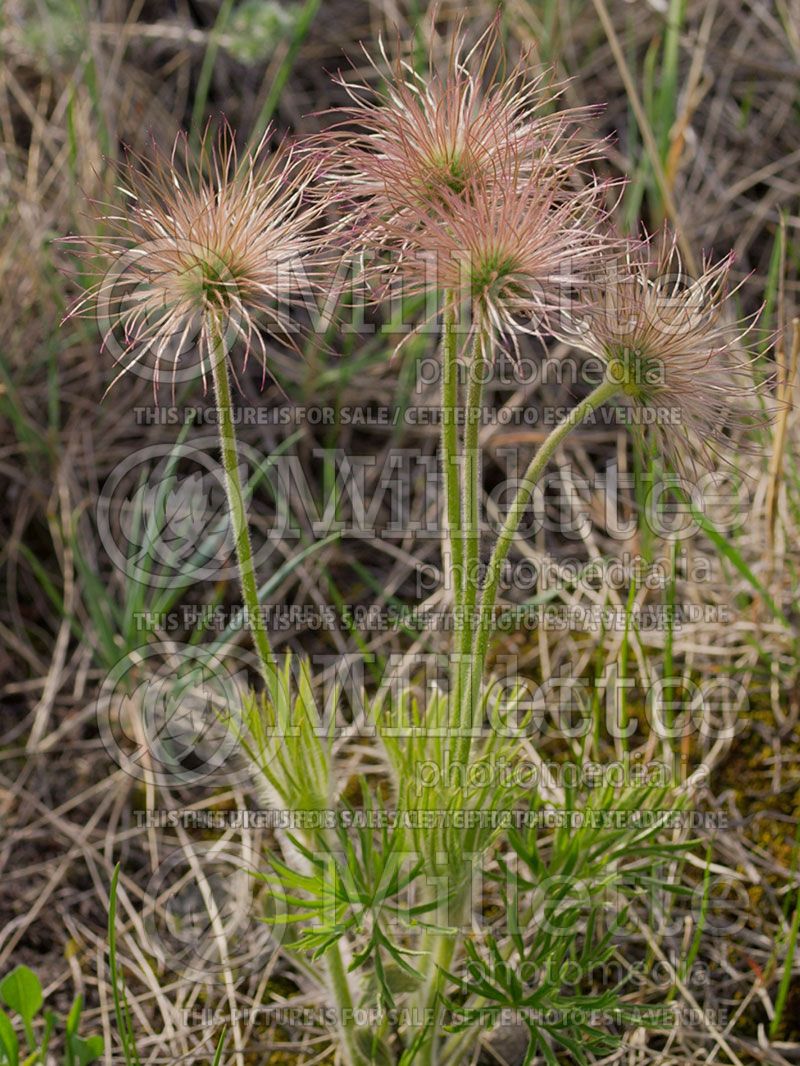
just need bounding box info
[470,376,620,686]
[441,295,463,605]
[208,316,277,689]
[326,939,367,1066]
[417,889,469,1066]
[418,318,489,1065]
[296,828,365,1066]
[418,937,456,1065]
[458,321,488,759]
[441,296,467,765]
[461,326,486,644]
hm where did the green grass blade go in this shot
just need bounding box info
[107,866,142,1066]
[686,501,790,628]
[770,887,800,1039]
[246,0,321,151]
[211,1027,227,1066]
[190,0,237,146]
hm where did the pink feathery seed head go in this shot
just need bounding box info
[563,230,773,472]
[61,122,330,400]
[361,160,620,356]
[315,13,606,241]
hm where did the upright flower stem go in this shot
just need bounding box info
[421,368,618,1066]
[469,375,620,687]
[418,316,489,1066]
[325,937,367,1066]
[458,318,488,759]
[441,294,463,604]
[441,295,466,752]
[207,315,277,690]
[417,890,469,1066]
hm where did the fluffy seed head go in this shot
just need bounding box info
[565,233,769,471]
[321,15,603,233]
[363,157,618,354]
[64,124,325,397]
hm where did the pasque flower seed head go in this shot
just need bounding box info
[564,232,769,471]
[372,159,618,350]
[65,124,327,397]
[321,15,604,238]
